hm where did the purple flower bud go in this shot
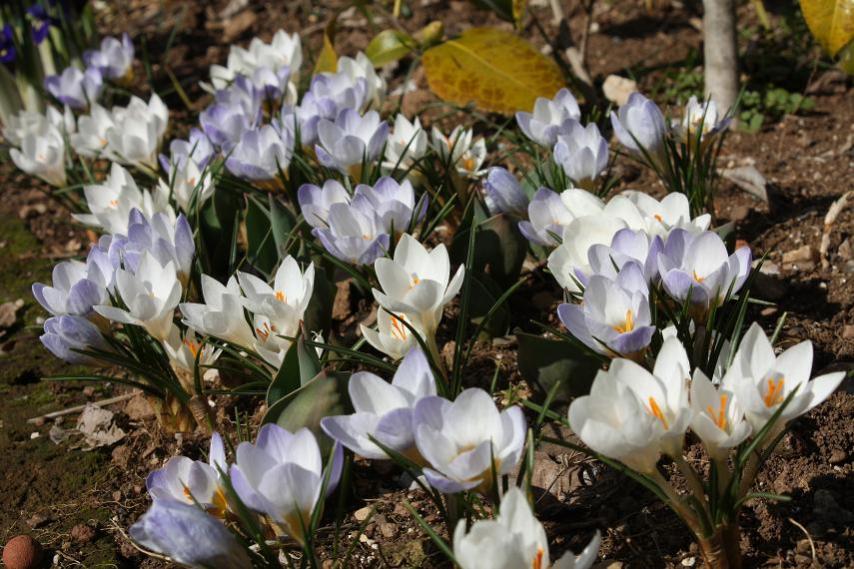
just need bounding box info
[159,128,215,173]
[553,121,609,186]
[515,88,580,147]
[40,315,108,363]
[484,167,529,217]
[84,34,134,79]
[315,109,388,174]
[610,92,667,160]
[44,66,103,109]
[518,187,573,246]
[353,177,426,234]
[297,180,350,228]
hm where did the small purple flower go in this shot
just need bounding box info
[558,263,655,357]
[129,498,251,569]
[483,167,529,217]
[353,177,426,235]
[314,201,390,266]
[296,71,367,145]
[159,128,215,173]
[297,180,350,228]
[32,253,111,317]
[517,187,574,246]
[585,228,663,285]
[657,229,752,311]
[225,124,293,182]
[515,88,580,147]
[40,315,108,364]
[0,25,16,63]
[118,208,195,284]
[553,121,609,187]
[84,33,134,79]
[610,92,667,162]
[315,109,388,174]
[27,5,56,44]
[199,77,262,149]
[44,66,103,109]
[251,65,291,101]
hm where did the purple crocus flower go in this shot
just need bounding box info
[610,92,667,162]
[295,71,367,145]
[199,77,262,149]
[515,88,580,147]
[553,120,609,187]
[118,208,195,284]
[315,108,388,174]
[483,167,529,217]
[159,128,215,173]
[44,66,102,109]
[353,176,426,235]
[84,33,134,79]
[297,180,350,228]
[657,229,752,312]
[558,262,655,357]
[251,65,291,101]
[27,4,56,44]
[225,124,293,182]
[129,498,251,569]
[32,251,112,317]
[517,187,574,246]
[584,228,663,285]
[313,201,390,266]
[40,315,108,364]
[0,25,16,63]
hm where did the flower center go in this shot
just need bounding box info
[654,213,664,223]
[706,394,728,430]
[463,155,476,172]
[182,337,200,357]
[693,270,705,283]
[763,374,785,408]
[275,290,286,302]
[109,199,119,208]
[612,309,635,334]
[532,546,545,569]
[648,397,670,429]
[390,315,408,341]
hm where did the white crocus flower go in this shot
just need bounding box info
[384,114,428,171]
[620,190,711,236]
[454,487,601,569]
[726,323,845,434]
[548,214,628,292]
[94,252,181,341]
[689,369,751,460]
[70,104,116,157]
[413,388,526,494]
[180,275,255,349]
[337,51,385,109]
[568,367,664,474]
[73,162,172,235]
[372,234,465,337]
[10,126,67,187]
[431,125,487,177]
[159,158,214,213]
[360,309,422,361]
[162,324,222,386]
[615,337,693,457]
[321,348,436,461]
[105,93,169,170]
[4,106,73,145]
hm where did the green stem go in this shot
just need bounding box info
[676,455,708,507]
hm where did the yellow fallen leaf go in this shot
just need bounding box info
[422,27,566,116]
[799,0,854,56]
[314,21,338,75]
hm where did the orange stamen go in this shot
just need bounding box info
[763,375,785,408]
[390,316,408,341]
[706,395,728,430]
[649,397,670,429]
[182,337,200,357]
[693,270,705,283]
[275,290,286,302]
[613,309,635,334]
[532,547,545,569]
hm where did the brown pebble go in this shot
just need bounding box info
[70,523,96,543]
[843,325,854,340]
[829,449,847,465]
[2,535,44,569]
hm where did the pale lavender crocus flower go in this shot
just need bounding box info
[315,108,388,175]
[483,167,529,217]
[40,315,108,363]
[296,71,367,145]
[610,93,667,163]
[313,201,390,266]
[117,209,195,285]
[584,228,663,286]
[553,121,609,189]
[159,128,215,173]
[32,256,109,317]
[199,77,262,148]
[558,262,655,357]
[297,180,350,228]
[353,177,426,235]
[84,34,134,80]
[44,66,102,109]
[225,124,293,182]
[515,88,580,147]
[517,187,574,246]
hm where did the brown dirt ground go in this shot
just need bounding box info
[0,0,851,567]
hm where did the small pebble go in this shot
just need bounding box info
[2,535,44,569]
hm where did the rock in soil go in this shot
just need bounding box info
[782,245,815,264]
[2,535,43,569]
[71,523,97,544]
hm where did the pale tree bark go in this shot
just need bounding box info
[703,0,740,114]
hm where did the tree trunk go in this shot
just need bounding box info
[703,0,739,114]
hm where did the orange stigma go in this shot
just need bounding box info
[706,395,728,429]
[649,397,670,429]
[532,546,545,569]
[613,309,635,334]
[763,375,785,408]
[275,290,286,302]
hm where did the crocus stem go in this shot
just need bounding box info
[425,332,448,385]
[714,457,732,498]
[737,450,760,499]
[675,455,708,508]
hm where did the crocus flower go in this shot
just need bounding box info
[129,498,251,569]
[3,109,58,146]
[517,188,576,246]
[40,315,108,364]
[321,348,436,461]
[568,366,663,474]
[199,96,259,150]
[10,127,67,187]
[159,128,215,173]
[657,229,751,312]
[360,309,423,361]
[162,325,222,385]
[313,202,390,266]
[689,369,751,460]
[315,108,388,175]
[158,159,215,213]
[297,180,350,228]
[454,487,601,569]
[548,214,628,292]
[238,256,314,334]
[230,425,342,544]
[70,104,116,157]
[553,121,609,188]
[674,96,730,141]
[208,30,301,94]
[337,51,385,110]
[295,71,367,145]
[558,263,655,357]
[384,114,428,171]
[44,66,103,109]
[515,88,581,147]
[619,190,711,237]
[84,34,134,80]
[73,163,172,235]
[484,167,529,217]
[414,388,526,494]
[105,94,169,170]
[180,275,255,349]
[225,124,293,183]
[726,323,846,434]
[118,209,195,285]
[431,125,486,177]
[353,177,426,235]
[586,228,663,285]
[1,24,17,63]
[32,257,109,317]
[372,234,464,336]
[27,5,56,44]
[250,65,292,100]
[610,92,667,164]
[94,252,181,341]
[147,433,228,515]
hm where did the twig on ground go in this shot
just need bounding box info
[819,190,852,269]
[26,392,138,424]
